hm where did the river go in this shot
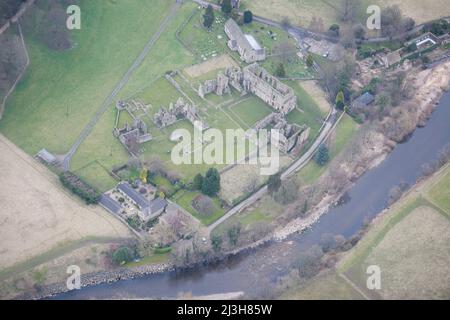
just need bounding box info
[54,91,450,299]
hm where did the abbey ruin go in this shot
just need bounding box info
[198,63,308,153]
[114,100,153,156]
[198,63,297,114]
[153,97,209,132]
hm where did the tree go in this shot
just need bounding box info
[211,235,223,253]
[243,10,253,24]
[328,24,340,37]
[193,173,203,190]
[227,223,241,246]
[335,90,345,110]
[221,0,232,16]
[353,24,366,40]
[306,54,314,68]
[273,179,299,205]
[201,168,221,197]
[193,195,214,216]
[267,172,282,195]
[315,144,330,166]
[275,63,286,78]
[319,233,337,252]
[203,5,215,29]
[112,247,134,265]
[294,245,324,278]
[140,168,148,183]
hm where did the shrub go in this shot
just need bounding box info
[154,246,172,254]
[315,144,330,166]
[112,247,134,265]
[59,171,100,204]
[243,10,253,24]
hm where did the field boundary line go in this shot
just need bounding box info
[338,272,370,300]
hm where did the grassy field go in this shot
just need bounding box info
[337,163,450,299]
[280,163,450,300]
[427,169,450,212]
[69,2,198,188]
[280,270,364,300]
[241,0,450,29]
[0,134,130,272]
[240,0,340,29]
[0,0,174,155]
[298,114,359,185]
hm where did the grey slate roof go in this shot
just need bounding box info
[99,194,122,214]
[117,182,150,209]
[225,19,262,54]
[353,92,375,107]
[37,149,57,164]
[149,197,167,213]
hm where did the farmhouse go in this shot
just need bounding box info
[117,182,167,222]
[224,19,266,63]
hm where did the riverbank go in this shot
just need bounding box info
[274,61,450,241]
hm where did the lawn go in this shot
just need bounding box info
[124,252,171,268]
[224,95,273,129]
[286,80,327,138]
[298,114,358,185]
[172,190,225,226]
[0,0,174,155]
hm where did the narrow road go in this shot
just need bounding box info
[62,2,181,170]
[207,109,340,233]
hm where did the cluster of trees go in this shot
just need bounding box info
[0,26,27,100]
[380,5,415,39]
[426,19,450,36]
[0,0,26,25]
[320,54,356,108]
[19,0,76,51]
[193,168,221,197]
[59,171,100,204]
[112,246,135,265]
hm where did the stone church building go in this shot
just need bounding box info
[224,18,266,63]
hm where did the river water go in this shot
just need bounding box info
[55,91,450,299]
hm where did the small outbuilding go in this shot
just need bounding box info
[36,149,58,165]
